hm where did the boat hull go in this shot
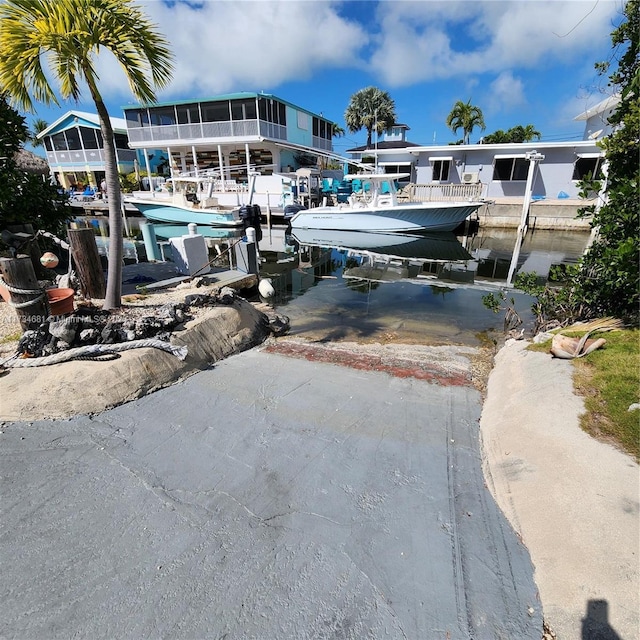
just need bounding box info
[289,202,482,233]
[129,199,243,227]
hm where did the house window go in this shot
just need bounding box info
[258,98,286,125]
[432,159,450,181]
[573,156,604,180]
[114,133,129,150]
[80,127,99,149]
[231,99,257,121]
[201,101,230,122]
[149,107,176,126]
[64,127,81,150]
[380,165,411,184]
[176,103,200,124]
[125,109,148,128]
[52,132,67,151]
[493,157,529,181]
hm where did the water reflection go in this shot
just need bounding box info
[70,214,591,346]
[257,226,590,346]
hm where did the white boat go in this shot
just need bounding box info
[288,173,483,233]
[127,175,243,227]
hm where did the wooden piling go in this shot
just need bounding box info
[0,255,49,330]
[67,228,106,299]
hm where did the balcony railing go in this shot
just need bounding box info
[127,119,285,144]
[45,148,136,165]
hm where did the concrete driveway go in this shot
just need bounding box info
[1,346,541,639]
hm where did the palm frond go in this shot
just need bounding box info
[561,317,626,333]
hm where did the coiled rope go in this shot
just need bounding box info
[0,275,47,309]
[2,339,188,368]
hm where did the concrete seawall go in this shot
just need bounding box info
[477,199,592,230]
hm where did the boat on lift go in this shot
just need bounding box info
[127,174,243,226]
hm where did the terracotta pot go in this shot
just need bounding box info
[46,288,75,315]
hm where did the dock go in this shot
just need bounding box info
[121,261,257,296]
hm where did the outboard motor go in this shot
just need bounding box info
[283,203,307,219]
[251,204,263,242]
[240,204,262,241]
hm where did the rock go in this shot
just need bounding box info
[79,328,100,343]
[49,317,78,344]
[268,314,290,336]
[533,331,554,344]
[218,287,236,304]
[183,293,212,307]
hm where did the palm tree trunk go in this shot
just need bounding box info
[93,96,123,309]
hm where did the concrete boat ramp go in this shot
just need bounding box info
[0,342,542,639]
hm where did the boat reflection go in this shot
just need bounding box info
[289,229,472,285]
[151,224,243,241]
[255,225,591,307]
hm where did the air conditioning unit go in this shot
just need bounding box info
[462,172,479,184]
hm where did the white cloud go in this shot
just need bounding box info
[368,0,619,86]
[486,71,526,112]
[94,0,368,102]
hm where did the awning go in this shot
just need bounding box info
[575,152,604,159]
[428,156,454,162]
[377,161,413,166]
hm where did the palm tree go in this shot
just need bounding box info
[0,0,173,309]
[515,124,542,143]
[30,118,48,148]
[331,123,345,138]
[446,99,486,145]
[344,87,396,147]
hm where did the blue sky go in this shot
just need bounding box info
[25,0,624,156]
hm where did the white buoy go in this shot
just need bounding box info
[258,278,275,298]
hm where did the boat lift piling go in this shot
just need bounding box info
[506,151,544,286]
[139,221,161,262]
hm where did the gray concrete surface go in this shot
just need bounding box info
[481,340,639,640]
[1,347,541,639]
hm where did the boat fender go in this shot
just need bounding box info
[258,278,275,298]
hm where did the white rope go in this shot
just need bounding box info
[0,275,48,309]
[10,292,46,309]
[4,339,188,368]
[0,275,41,296]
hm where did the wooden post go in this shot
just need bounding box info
[0,255,49,330]
[67,228,106,299]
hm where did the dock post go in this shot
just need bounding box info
[0,255,49,330]
[67,228,106,299]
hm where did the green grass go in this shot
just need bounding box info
[572,329,639,461]
[529,328,639,460]
[0,331,22,344]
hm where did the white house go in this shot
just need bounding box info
[345,97,620,229]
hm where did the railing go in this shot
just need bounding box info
[46,148,136,165]
[397,183,485,202]
[127,119,282,144]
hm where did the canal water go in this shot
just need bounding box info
[72,215,591,347]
